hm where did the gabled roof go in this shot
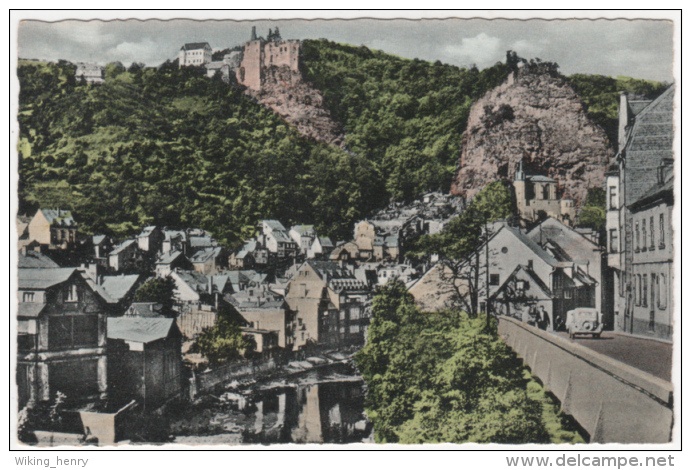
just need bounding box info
[110,239,137,256]
[18,268,76,290]
[305,260,357,282]
[174,270,212,293]
[180,42,211,51]
[190,246,223,263]
[100,275,139,303]
[126,302,163,318]
[572,267,598,287]
[189,236,215,248]
[138,226,157,237]
[107,317,178,343]
[269,230,293,244]
[503,226,559,266]
[489,264,553,301]
[621,86,674,205]
[527,217,598,248]
[262,220,287,232]
[92,234,107,246]
[291,225,315,236]
[542,240,572,263]
[18,250,60,269]
[158,250,184,265]
[318,237,334,248]
[37,209,77,227]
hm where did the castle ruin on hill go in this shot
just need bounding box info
[236,26,301,91]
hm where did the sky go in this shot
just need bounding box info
[16,14,675,83]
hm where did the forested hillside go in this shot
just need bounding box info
[17,42,668,247]
[17,60,385,246]
[301,40,510,201]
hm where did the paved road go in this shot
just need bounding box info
[553,331,672,382]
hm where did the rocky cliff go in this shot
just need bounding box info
[250,66,345,147]
[450,69,613,205]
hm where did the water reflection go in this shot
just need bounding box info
[170,365,372,444]
[244,380,371,443]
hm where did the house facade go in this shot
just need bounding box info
[107,317,183,409]
[27,209,78,250]
[178,42,213,67]
[285,261,369,349]
[605,87,674,340]
[17,268,107,408]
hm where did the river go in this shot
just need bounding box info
[165,362,373,445]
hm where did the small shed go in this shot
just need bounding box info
[107,317,183,409]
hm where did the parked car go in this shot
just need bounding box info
[565,308,603,339]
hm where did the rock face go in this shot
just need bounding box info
[450,69,613,205]
[250,66,345,147]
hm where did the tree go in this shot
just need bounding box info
[189,306,252,365]
[105,61,126,80]
[356,282,580,444]
[410,182,514,316]
[134,276,178,317]
[578,187,606,234]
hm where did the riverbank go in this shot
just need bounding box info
[168,361,372,445]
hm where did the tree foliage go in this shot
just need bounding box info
[412,181,515,260]
[189,306,252,365]
[17,59,384,246]
[577,187,606,233]
[134,276,178,317]
[355,280,585,444]
[301,40,510,201]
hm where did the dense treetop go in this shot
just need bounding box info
[355,281,585,444]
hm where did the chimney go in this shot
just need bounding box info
[251,26,257,41]
[618,92,629,154]
[208,276,213,295]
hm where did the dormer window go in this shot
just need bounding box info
[22,292,35,303]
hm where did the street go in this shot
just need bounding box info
[554,331,673,382]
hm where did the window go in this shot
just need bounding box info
[659,274,667,309]
[516,280,527,291]
[642,220,647,251]
[22,292,35,303]
[489,274,500,286]
[636,275,642,306]
[650,216,655,249]
[632,277,637,307]
[642,274,648,308]
[659,214,666,248]
[501,247,508,254]
[609,186,617,209]
[66,284,78,302]
[609,229,618,253]
[635,221,640,252]
[564,289,572,299]
[49,315,98,350]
